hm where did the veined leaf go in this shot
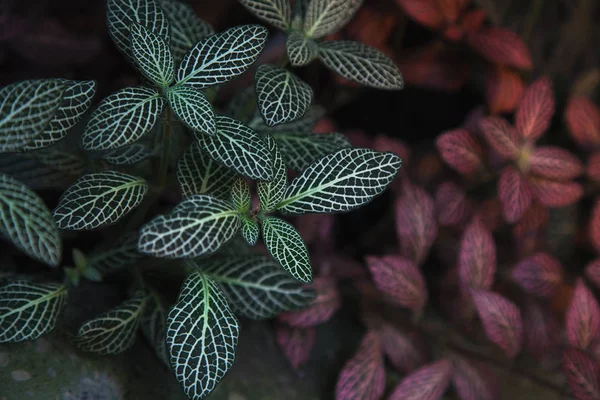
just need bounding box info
[277,148,402,215]
[467,27,532,70]
[0,173,61,266]
[511,253,562,298]
[176,141,237,199]
[565,96,600,151]
[0,79,67,152]
[389,359,452,400]
[27,147,87,176]
[275,323,316,370]
[459,218,496,290]
[566,278,600,350]
[271,131,351,171]
[82,86,165,150]
[303,0,363,38]
[231,177,251,213]
[86,232,145,275]
[0,281,67,343]
[256,65,313,127]
[286,31,318,67]
[529,146,583,180]
[252,105,325,134]
[53,171,148,230]
[103,143,153,165]
[166,85,215,136]
[74,295,147,354]
[498,166,531,223]
[435,181,471,227]
[138,194,241,258]
[167,272,239,400]
[198,115,273,181]
[377,322,427,374]
[317,41,404,89]
[130,22,175,88]
[479,116,520,159]
[0,154,77,190]
[140,288,170,366]
[261,216,312,283]
[258,135,286,211]
[239,0,291,31]
[241,218,259,245]
[515,76,554,141]
[435,128,484,175]
[176,25,268,89]
[563,348,600,400]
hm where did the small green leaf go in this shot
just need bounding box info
[167,272,239,400]
[130,22,175,88]
[255,65,313,127]
[257,135,286,211]
[53,171,148,230]
[231,177,251,213]
[140,288,170,366]
[86,232,145,276]
[303,0,363,38]
[239,0,291,31]
[261,216,312,283]
[166,85,215,135]
[82,86,165,150]
[81,266,103,282]
[271,131,351,171]
[0,281,67,343]
[103,143,154,165]
[286,31,318,66]
[277,148,402,214]
[241,218,259,246]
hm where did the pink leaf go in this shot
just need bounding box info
[275,323,316,370]
[586,153,600,182]
[515,76,555,141]
[467,27,533,69]
[471,289,523,358]
[529,146,584,180]
[335,332,385,400]
[279,277,341,327]
[396,0,445,30]
[523,301,561,359]
[585,259,600,290]
[498,166,532,223]
[589,199,600,253]
[389,359,452,400]
[511,253,563,298]
[563,348,600,400]
[366,255,428,314]
[566,278,600,349]
[479,116,521,159]
[435,128,484,175]
[461,9,486,34]
[485,65,525,115]
[529,177,583,207]
[377,323,428,374]
[436,0,469,23]
[435,181,471,226]
[565,96,600,151]
[459,218,496,290]
[451,357,499,400]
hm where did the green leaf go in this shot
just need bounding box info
[74,295,147,354]
[286,31,319,66]
[176,25,268,89]
[53,171,148,230]
[231,177,251,213]
[86,232,145,276]
[130,22,175,88]
[303,0,363,38]
[278,148,402,214]
[257,135,286,211]
[82,86,165,150]
[0,281,67,343]
[103,143,153,165]
[239,0,291,31]
[318,41,404,89]
[251,105,324,134]
[140,288,170,366]
[199,115,273,181]
[166,85,215,135]
[241,218,259,246]
[0,79,67,152]
[255,65,313,127]
[167,272,239,400]
[272,131,351,171]
[138,194,242,258]
[0,173,61,266]
[260,216,312,283]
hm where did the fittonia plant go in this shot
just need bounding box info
[0,0,403,398]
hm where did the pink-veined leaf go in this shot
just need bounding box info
[473,198,503,232]
[279,277,341,328]
[435,181,471,226]
[529,178,583,208]
[566,278,600,350]
[515,76,555,141]
[479,116,521,159]
[563,348,600,400]
[586,153,600,182]
[459,218,496,290]
[485,65,524,115]
[565,96,600,151]
[511,253,563,298]
[523,300,561,359]
[435,128,484,175]
[471,289,523,358]
[467,27,533,69]
[589,199,600,253]
[529,146,584,180]
[451,357,499,400]
[461,9,486,34]
[585,259,600,290]
[275,323,316,370]
[377,322,428,374]
[335,331,385,400]
[498,166,532,223]
[396,0,444,30]
[389,359,452,400]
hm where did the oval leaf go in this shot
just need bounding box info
[239,0,291,31]
[271,131,351,171]
[130,22,175,88]
[286,31,319,66]
[498,166,531,223]
[166,85,215,136]
[389,359,452,400]
[479,116,521,159]
[529,177,583,207]
[566,96,600,151]
[435,128,483,175]
[515,76,555,141]
[279,276,340,327]
[241,218,259,246]
[511,252,562,298]
[566,278,600,349]
[459,218,496,290]
[435,181,471,226]
[529,146,583,180]
[304,0,363,39]
[485,65,524,115]
[563,348,600,400]
[231,177,251,213]
[467,27,532,69]
[377,322,427,374]
[275,323,316,370]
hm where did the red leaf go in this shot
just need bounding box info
[529,146,584,180]
[459,218,496,290]
[279,277,341,327]
[435,181,471,226]
[335,332,385,400]
[471,289,523,358]
[511,253,563,298]
[435,128,484,174]
[389,359,452,400]
[467,27,533,69]
[377,323,428,374]
[515,77,555,141]
[275,323,316,370]
[366,255,428,314]
[451,357,499,400]
[498,166,532,223]
[590,199,600,252]
[461,9,486,34]
[586,153,600,182]
[563,348,600,400]
[485,66,525,115]
[529,177,583,207]
[479,116,521,159]
[565,96,600,151]
[345,7,397,48]
[397,45,469,91]
[523,301,561,359]
[566,278,600,349]
[396,0,445,30]
[585,259,600,290]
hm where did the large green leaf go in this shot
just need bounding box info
[260,216,312,283]
[176,25,268,89]
[103,143,153,165]
[0,281,67,342]
[239,0,291,31]
[53,171,148,230]
[86,232,145,276]
[138,194,241,258]
[140,288,170,366]
[241,218,259,246]
[231,177,251,213]
[167,272,239,400]
[199,115,273,181]
[318,41,404,89]
[255,65,313,127]
[74,295,147,354]
[303,0,363,38]
[271,131,351,171]
[130,22,175,88]
[196,256,315,319]
[277,148,402,214]
[0,79,67,152]
[257,135,286,211]
[286,31,318,66]
[0,173,61,266]
[82,86,165,150]
[166,85,215,136]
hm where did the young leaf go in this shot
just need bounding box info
[458,218,496,290]
[86,232,144,275]
[529,146,583,180]
[303,0,363,39]
[389,359,452,400]
[479,116,521,159]
[566,278,600,349]
[511,253,563,298]
[335,331,385,400]
[317,41,404,89]
[277,148,402,215]
[0,173,61,266]
[167,272,239,400]
[498,166,532,223]
[140,289,170,366]
[241,218,260,246]
[81,86,165,150]
[166,85,215,136]
[377,323,427,374]
[435,128,483,175]
[275,323,316,370]
[255,65,313,127]
[138,195,241,258]
[0,281,67,343]
[565,96,600,151]
[130,22,175,88]
[528,177,583,208]
[435,181,471,226]
[270,131,351,171]
[286,31,319,66]
[261,216,312,283]
[451,357,499,400]
[103,143,153,165]
[239,0,291,31]
[257,135,286,211]
[74,295,147,354]
[467,27,533,69]
[563,348,600,400]
[515,76,555,141]
[231,177,251,213]
[279,276,340,327]
[176,25,267,89]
